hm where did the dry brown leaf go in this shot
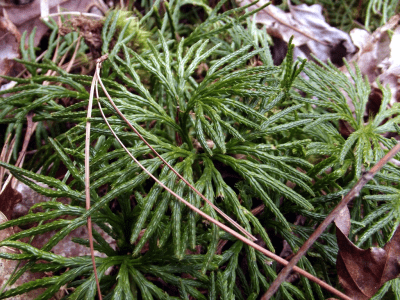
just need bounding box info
[345,14,400,107]
[237,0,356,64]
[0,182,22,220]
[0,211,16,247]
[0,10,20,84]
[347,14,399,81]
[336,224,400,299]
[375,23,400,106]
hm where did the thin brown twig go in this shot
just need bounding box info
[11,114,37,189]
[0,133,13,188]
[262,141,400,300]
[94,58,351,300]
[0,136,16,206]
[65,36,82,73]
[0,114,37,192]
[251,204,265,216]
[57,37,81,68]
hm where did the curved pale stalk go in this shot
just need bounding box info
[85,57,106,300]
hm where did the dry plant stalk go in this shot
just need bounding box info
[85,58,104,300]
[0,134,15,193]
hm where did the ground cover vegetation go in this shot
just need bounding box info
[0,0,400,299]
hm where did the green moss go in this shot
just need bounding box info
[109,10,151,52]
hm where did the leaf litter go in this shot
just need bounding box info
[336,221,400,300]
[346,14,400,106]
[237,0,356,64]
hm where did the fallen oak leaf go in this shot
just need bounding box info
[336,223,400,299]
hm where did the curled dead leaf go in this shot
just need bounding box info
[336,224,400,299]
[237,0,356,64]
[345,14,400,108]
[0,10,20,83]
